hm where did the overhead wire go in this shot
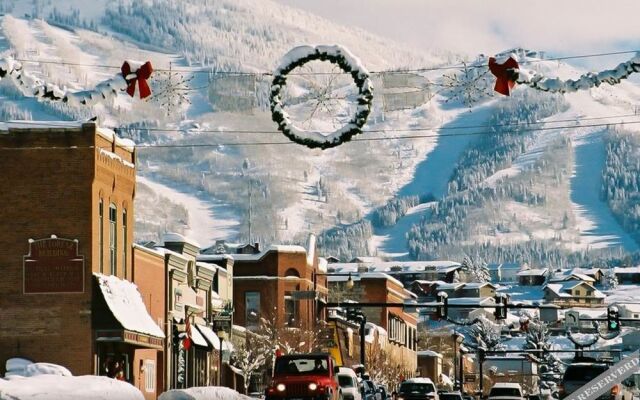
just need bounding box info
[12,49,640,76]
[0,118,638,150]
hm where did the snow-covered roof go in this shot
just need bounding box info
[551,272,596,283]
[328,271,405,287]
[517,269,548,276]
[94,273,165,338]
[614,267,640,274]
[228,244,308,262]
[447,297,494,306]
[197,254,234,262]
[463,282,497,289]
[195,324,220,349]
[163,232,201,248]
[544,280,605,298]
[417,350,442,358]
[0,121,137,151]
[329,260,461,275]
[434,282,465,290]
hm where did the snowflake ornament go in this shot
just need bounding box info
[441,61,494,107]
[149,67,194,115]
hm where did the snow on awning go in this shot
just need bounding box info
[196,324,221,350]
[190,323,209,348]
[94,273,165,338]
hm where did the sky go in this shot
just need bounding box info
[275,0,640,68]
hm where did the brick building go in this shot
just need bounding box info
[0,122,163,398]
[231,235,327,331]
[328,271,418,374]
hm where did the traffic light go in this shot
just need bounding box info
[607,306,620,331]
[346,308,364,323]
[493,294,508,320]
[436,292,448,319]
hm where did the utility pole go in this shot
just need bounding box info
[248,180,252,243]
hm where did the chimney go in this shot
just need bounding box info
[254,242,260,253]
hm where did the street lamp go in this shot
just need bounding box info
[451,331,464,390]
[313,272,356,319]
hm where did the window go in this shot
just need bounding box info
[109,204,117,275]
[284,293,297,326]
[586,290,593,296]
[99,199,104,273]
[122,209,127,279]
[574,290,581,296]
[245,292,261,330]
[144,360,155,393]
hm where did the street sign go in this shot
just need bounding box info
[213,314,232,333]
[292,290,316,300]
[565,310,580,329]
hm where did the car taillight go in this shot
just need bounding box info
[611,385,620,395]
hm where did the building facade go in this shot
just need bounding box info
[0,122,163,397]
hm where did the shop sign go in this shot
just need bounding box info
[24,236,84,294]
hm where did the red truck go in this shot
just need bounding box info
[265,353,342,400]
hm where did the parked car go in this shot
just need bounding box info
[439,391,464,400]
[559,362,634,400]
[265,353,342,400]
[362,380,381,400]
[378,384,390,400]
[397,378,439,400]
[486,383,525,400]
[338,367,362,400]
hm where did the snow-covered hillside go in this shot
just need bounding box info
[3,1,640,265]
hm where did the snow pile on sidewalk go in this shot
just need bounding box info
[159,386,253,400]
[0,375,144,400]
[1,359,143,400]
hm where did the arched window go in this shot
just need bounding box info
[122,209,127,279]
[284,268,300,278]
[99,199,104,273]
[109,203,117,276]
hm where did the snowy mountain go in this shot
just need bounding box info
[3,1,640,267]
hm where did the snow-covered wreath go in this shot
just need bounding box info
[0,57,154,106]
[270,45,373,149]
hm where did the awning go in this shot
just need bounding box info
[190,323,209,348]
[196,324,221,350]
[94,273,165,341]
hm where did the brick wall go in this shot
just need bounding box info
[0,123,135,375]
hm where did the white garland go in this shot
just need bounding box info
[510,53,640,93]
[0,57,148,106]
[270,45,374,149]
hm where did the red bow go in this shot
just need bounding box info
[121,61,153,99]
[488,56,519,96]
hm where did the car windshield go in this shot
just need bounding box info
[489,388,521,397]
[563,365,609,381]
[399,383,436,394]
[274,358,329,375]
[440,394,463,400]
[339,375,355,388]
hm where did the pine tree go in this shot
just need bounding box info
[523,319,562,398]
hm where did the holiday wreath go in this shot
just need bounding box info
[270,45,373,149]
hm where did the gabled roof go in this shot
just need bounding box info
[544,280,605,298]
[517,269,548,276]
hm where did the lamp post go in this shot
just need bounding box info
[312,272,354,319]
[451,331,464,390]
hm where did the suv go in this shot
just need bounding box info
[560,362,633,400]
[338,367,362,400]
[397,378,439,400]
[486,383,524,400]
[265,354,341,400]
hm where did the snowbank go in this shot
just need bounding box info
[24,362,72,377]
[0,374,144,400]
[159,386,252,400]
